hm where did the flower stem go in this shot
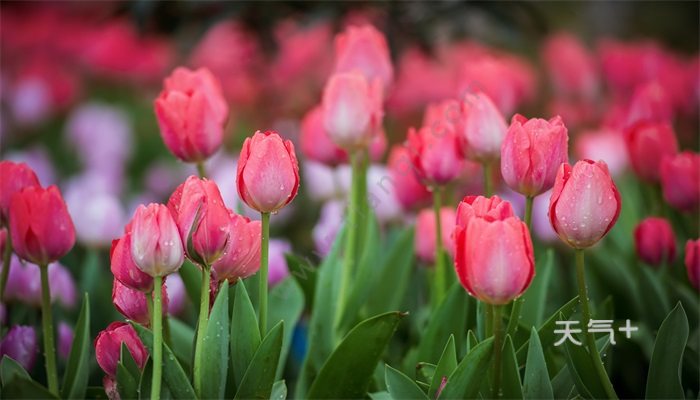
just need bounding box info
[524,196,534,228]
[0,230,12,301]
[484,303,493,338]
[259,212,270,336]
[483,161,493,197]
[193,265,210,396]
[196,162,206,178]
[151,275,163,400]
[432,187,447,305]
[39,264,59,395]
[575,249,618,399]
[491,304,503,399]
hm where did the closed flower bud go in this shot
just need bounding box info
[212,212,261,283]
[94,322,148,377]
[407,125,463,187]
[9,185,75,265]
[168,176,230,265]
[460,92,508,162]
[501,114,569,197]
[0,161,40,224]
[322,72,384,150]
[112,279,168,326]
[685,239,700,290]
[236,131,300,213]
[0,325,37,371]
[129,204,184,277]
[414,207,456,264]
[660,152,700,212]
[154,67,228,163]
[110,231,153,292]
[634,217,676,266]
[549,160,622,249]
[624,122,678,182]
[453,195,534,305]
[387,145,431,210]
[333,25,394,90]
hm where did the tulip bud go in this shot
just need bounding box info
[322,72,384,150]
[94,322,148,377]
[129,204,184,277]
[236,131,300,213]
[453,196,534,305]
[333,25,394,90]
[387,145,431,210]
[406,125,464,187]
[549,160,622,249]
[300,105,348,166]
[154,67,229,163]
[168,176,231,265]
[685,239,700,290]
[0,161,40,225]
[660,152,700,212]
[58,322,73,361]
[112,279,168,326]
[624,122,678,182]
[414,207,456,264]
[268,239,291,287]
[501,114,569,197]
[9,185,75,266]
[634,217,676,266]
[211,212,261,283]
[459,92,509,162]
[110,231,153,292]
[0,325,38,371]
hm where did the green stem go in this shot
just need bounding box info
[491,305,504,399]
[151,276,163,400]
[432,188,447,305]
[259,212,270,336]
[193,265,210,396]
[506,298,523,338]
[524,196,534,228]
[483,161,493,197]
[0,229,12,301]
[575,250,618,400]
[484,303,494,338]
[196,162,206,179]
[39,264,59,395]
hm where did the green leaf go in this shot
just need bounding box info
[415,363,436,385]
[466,330,479,353]
[438,337,494,399]
[199,282,230,399]
[1,375,58,399]
[562,335,609,399]
[516,296,579,364]
[429,335,457,398]
[523,328,553,399]
[636,265,672,328]
[268,277,305,379]
[131,323,196,399]
[167,317,194,372]
[385,365,429,399]
[116,343,140,399]
[61,293,91,399]
[501,336,523,399]
[271,380,287,400]
[285,253,316,306]
[1,356,30,386]
[307,312,405,399]
[365,228,415,316]
[178,261,201,307]
[235,321,284,399]
[231,281,261,388]
[138,358,152,399]
[369,391,393,400]
[519,249,554,327]
[645,303,689,399]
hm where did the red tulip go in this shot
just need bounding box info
[459,92,508,162]
[211,211,261,283]
[625,81,673,128]
[453,195,534,304]
[154,67,229,163]
[549,160,622,249]
[94,322,148,377]
[406,124,463,187]
[0,161,40,224]
[634,217,676,266]
[501,114,569,197]
[112,279,168,326]
[9,185,75,265]
[660,151,700,212]
[541,33,599,100]
[168,176,230,265]
[685,239,700,290]
[414,207,456,264]
[110,230,153,292]
[129,204,184,277]
[333,24,393,90]
[236,131,300,213]
[322,72,384,150]
[624,121,678,182]
[387,146,431,210]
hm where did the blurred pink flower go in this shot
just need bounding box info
[542,32,599,100]
[575,128,629,177]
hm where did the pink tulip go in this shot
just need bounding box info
[660,152,700,212]
[549,160,622,249]
[634,217,676,267]
[211,211,261,283]
[406,125,463,187]
[414,208,456,264]
[110,230,153,293]
[541,33,599,100]
[322,72,384,150]
[0,161,40,224]
[625,81,673,127]
[0,325,37,371]
[574,128,628,177]
[387,145,431,211]
[685,239,700,290]
[459,92,508,162]
[236,131,300,213]
[154,67,228,163]
[333,24,394,90]
[501,114,569,197]
[94,322,148,377]
[453,195,534,305]
[112,279,168,326]
[300,105,348,166]
[624,121,678,182]
[9,185,75,266]
[129,204,184,277]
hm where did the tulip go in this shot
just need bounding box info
[58,322,73,361]
[64,177,125,247]
[541,33,599,100]
[236,131,300,214]
[0,161,40,224]
[300,105,347,166]
[406,126,463,187]
[660,152,700,212]
[9,185,75,266]
[129,203,184,278]
[211,212,261,283]
[634,217,676,266]
[333,24,394,90]
[387,146,431,211]
[312,200,345,256]
[268,239,291,287]
[625,81,673,127]
[366,164,403,224]
[110,231,153,292]
[322,72,384,150]
[575,129,628,177]
[168,176,231,265]
[112,279,168,326]
[501,114,569,198]
[549,160,622,249]
[624,122,678,182]
[154,67,228,163]
[455,195,515,227]
[415,208,456,264]
[94,322,148,377]
[165,273,186,316]
[1,257,75,308]
[459,92,509,163]
[103,376,119,400]
[686,239,700,290]
[0,325,37,371]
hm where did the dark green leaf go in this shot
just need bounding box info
[307,312,405,399]
[439,337,494,399]
[516,296,579,364]
[429,335,457,398]
[199,282,230,399]
[268,277,305,379]
[466,330,479,354]
[563,335,610,399]
[365,228,415,316]
[1,375,58,399]
[645,303,689,399]
[116,343,140,399]
[415,363,436,385]
[519,250,554,327]
[231,281,261,387]
[0,356,30,386]
[235,321,284,399]
[61,293,91,399]
[138,358,152,399]
[523,328,553,399]
[385,365,429,400]
[178,261,201,307]
[285,253,316,306]
[368,391,392,400]
[636,266,671,328]
[167,317,194,372]
[501,336,523,399]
